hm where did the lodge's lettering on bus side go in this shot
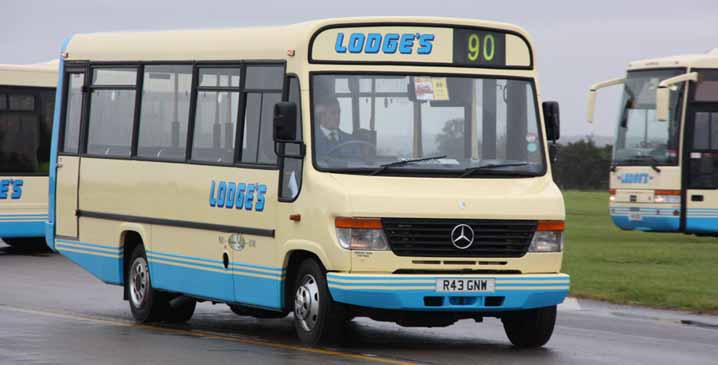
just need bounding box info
[335,32,435,55]
[209,180,267,212]
[0,179,23,199]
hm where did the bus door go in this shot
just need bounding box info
[55,69,86,238]
[684,70,718,234]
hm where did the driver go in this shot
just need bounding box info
[314,97,359,157]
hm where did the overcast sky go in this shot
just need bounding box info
[2,0,717,138]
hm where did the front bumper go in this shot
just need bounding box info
[610,206,680,232]
[327,273,569,311]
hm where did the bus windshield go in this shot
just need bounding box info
[613,69,685,166]
[311,74,544,177]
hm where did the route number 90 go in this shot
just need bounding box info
[467,33,496,63]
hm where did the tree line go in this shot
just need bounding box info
[551,139,612,191]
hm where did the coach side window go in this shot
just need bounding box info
[191,67,240,163]
[137,65,192,161]
[86,68,137,157]
[241,65,284,165]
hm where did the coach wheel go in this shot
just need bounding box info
[127,245,167,323]
[501,305,557,348]
[292,258,347,345]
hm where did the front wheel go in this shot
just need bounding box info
[501,305,557,348]
[292,259,347,345]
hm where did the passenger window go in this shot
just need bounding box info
[87,68,137,157]
[63,73,85,154]
[245,65,284,90]
[191,67,240,163]
[0,93,6,110]
[0,87,54,173]
[8,95,35,111]
[694,112,709,150]
[695,81,718,102]
[279,77,303,201]
[240,64,284,165]
[137,65,192,161]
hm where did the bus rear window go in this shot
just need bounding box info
[0,88,54,175]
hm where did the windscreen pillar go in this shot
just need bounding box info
[482,79,497,159]
[506,80,528,161]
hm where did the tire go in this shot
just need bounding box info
[164,296,197,323]
[2,238,48,250]
[501,305,557,348]
[292,258,347,345]
[127,245,169,323]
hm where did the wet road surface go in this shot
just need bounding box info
[1,242,717,364]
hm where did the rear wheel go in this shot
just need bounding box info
[501,305,557,348]
[164,296,197,323]
[127,245,168,322]
[292,258,347,345]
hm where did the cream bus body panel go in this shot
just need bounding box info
[0,176,49,237]
[0,62,57,239]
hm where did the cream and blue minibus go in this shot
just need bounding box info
[0,61,57,248]
[588,49,718,235]
[48,17,568,347]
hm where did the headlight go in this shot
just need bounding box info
[529,221,564,252]
[335,217,389,251]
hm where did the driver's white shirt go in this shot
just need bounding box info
[319,126,340,141]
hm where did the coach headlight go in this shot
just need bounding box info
[529,220,565,252]
[335,217,389,251]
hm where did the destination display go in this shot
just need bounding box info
[310,25,531,68]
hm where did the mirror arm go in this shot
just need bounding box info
[656,72,698,121]
[587,77,625,123]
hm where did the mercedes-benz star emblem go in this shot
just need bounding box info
[450,224,475,249]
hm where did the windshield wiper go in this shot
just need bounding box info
[460,162,529,178]
[625,156,662,173]
[370,155,447,176]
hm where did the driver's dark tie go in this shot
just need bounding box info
[329,131,338,144]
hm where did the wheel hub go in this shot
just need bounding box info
[294,274,320,332]
[129,258,148,307]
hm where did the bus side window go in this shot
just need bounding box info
[137,65,192,161]
[86,68,138,157]
[241,65,284,165]
[279,77,303,202]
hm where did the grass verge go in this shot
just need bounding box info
[563,191,718,314]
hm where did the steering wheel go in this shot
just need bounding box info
[325,140,377,157]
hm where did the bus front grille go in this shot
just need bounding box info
[382,218,536,258]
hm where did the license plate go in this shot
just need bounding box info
[435,278,495,293]
[629,213,642,221]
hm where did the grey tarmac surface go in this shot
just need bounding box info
[1,241,717,365]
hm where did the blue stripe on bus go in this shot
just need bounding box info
[0,221,46,238]
[148,250,284,272]
[58,247,123,285]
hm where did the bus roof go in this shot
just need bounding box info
[63,16,533,63]
[0,61,58,88]
[628,48,718,71]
